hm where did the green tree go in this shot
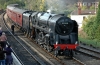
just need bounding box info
[82,5,87,10]
[90,5,95,10]
[94,2,100,39]
[83,16,96,39]
[24,0,46,11]
[83,2,100,40]
[95,2,100,24]
[0,0,25,9]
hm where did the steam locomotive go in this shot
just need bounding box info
[6,4,79,57]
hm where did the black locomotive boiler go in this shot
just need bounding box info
[7,4,79,57]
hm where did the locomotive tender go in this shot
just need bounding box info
[7,4,79,57]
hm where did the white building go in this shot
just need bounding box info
[70,8,95,28]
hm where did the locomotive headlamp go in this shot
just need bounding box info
[56,41,58,45]
[75,41,78,44]
[63,31,66,33]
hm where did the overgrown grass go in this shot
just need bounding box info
[79,36,100,48]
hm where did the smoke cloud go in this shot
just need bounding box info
[45,0,77,14]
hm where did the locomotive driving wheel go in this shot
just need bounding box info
[44,35,52,52]
[46,44,52,52]
[54,46,60,57]
[43,35,47,49]
[55,50,58,57]
[35,29,39,44]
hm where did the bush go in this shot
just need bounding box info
[79,36,100,48]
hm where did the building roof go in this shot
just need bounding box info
[78,0,99,2]
[71,9,96,15]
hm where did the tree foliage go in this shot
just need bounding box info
[83,2,100,40]
[24,0,46,11]
[83,16,96,39]
[0,0,25,9]
[94,2,100,40]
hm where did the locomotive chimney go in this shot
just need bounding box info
[78,7,81,15]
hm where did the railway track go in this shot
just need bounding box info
[6,34,43,65]
[79,44,100,59]
[73,44,100,65]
